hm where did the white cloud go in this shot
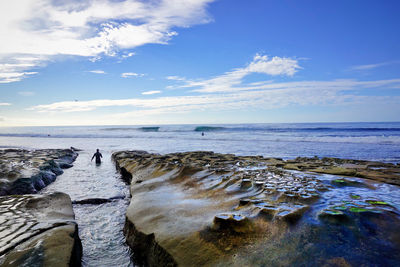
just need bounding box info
[23,54,400,122]
[0,71,38,83]
[142,90,161,95]
[121,72,145,78]
[88,70,106,74]
[0,0,215,82]
[247,54,300,76]
[169,54,301,93]
[27,78,400,114]
[122,52,135,58]
[166,75,186,81]
[0,56,43,83]
[18,91,35,96]
[0,103,11,106]
[350,61,398,71]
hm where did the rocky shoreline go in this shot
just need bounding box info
[0,148,78,196]
[113,150,400,266]
[0,148,81,266]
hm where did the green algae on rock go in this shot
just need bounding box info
[331,178,368,187]
[365,200,391,206]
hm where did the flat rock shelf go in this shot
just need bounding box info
[113,150,400,267]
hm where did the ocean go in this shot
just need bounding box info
[0,122,399,163]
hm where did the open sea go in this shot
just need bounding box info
[0,122,399,163]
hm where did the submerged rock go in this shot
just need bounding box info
[331,178,368,187]
[0,192,82,266]
[72,195,125,205]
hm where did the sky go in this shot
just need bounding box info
[0,0,400,126]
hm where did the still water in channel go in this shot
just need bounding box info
[41,150,134,267]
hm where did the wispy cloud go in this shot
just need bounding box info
[88,70,106,74]
[0,103,11,106]
[349,61,398,71]
[122,52,135,59]
[0,56,43,83]
[28,78,400,114]
[142,90,161,95]
[0,0,215,82]
[0,71,38,83]
[168,54,301,93]
[121,72,145,78]
[18,91,35,96]
[166,75,186,81]
[25,54,400,120]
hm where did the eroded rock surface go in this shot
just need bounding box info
[277,156,400,186]
[0,192,82,266]
[113,151,400,266]
[0,149,78,195]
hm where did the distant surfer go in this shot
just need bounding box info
[202,132,204,136]
[91,149,103,164]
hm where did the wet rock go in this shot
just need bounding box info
[0,149,78,196]
[331,178,367,187]
[319,209,349,222]
[212,214,252,233]
[112,151,325,265]
[274,204,309,223]
[40,159,64,175]
[72,195,125,205]
[278,156,400,186]
[240,178,252,188]
[113,150,400,266]
[258,205,279,220]
[365,200,391,206]
[0,192,82,266]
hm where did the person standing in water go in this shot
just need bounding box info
[91,149,103,164]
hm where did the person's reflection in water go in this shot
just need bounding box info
[91,149,103,165]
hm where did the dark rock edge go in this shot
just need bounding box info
[114,153,177,267]
[124,219,177,267]
[1,149,78,196]
[0,148,82,267]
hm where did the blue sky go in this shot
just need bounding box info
[0,0,399,126]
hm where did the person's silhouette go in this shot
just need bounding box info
[91,149,103,164]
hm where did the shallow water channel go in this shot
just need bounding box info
[41,150,134,267]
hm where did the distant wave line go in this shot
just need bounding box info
[0,133,399,144]
[99,126,400,133]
